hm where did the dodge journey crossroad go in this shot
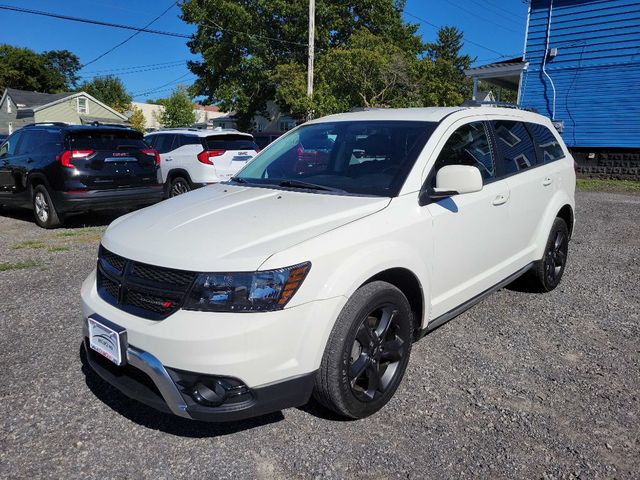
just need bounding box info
[81,106,575,421]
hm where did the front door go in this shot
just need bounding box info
[0,131,23,196]
[424,120,514,319]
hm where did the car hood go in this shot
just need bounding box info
[102,184,390,272]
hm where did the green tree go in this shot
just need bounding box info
[158,86,196,128]
[421,26,474,107]
[128,105,146,133]
[78,75,132,113]
[0,44,80,92]
[181,0,424,129]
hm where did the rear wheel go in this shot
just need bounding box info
[32,184,62,228]
[313,281,413,419]
[531,217,569,292]
[168,176,191,197]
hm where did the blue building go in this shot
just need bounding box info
[465,0,640,177]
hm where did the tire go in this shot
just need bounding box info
[167,176,191,198]
[313,281,413,419]
[32,184,62,228]
[530,217,569,292]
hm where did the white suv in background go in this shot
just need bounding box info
[144,128,259,197]
[82,106,575,422]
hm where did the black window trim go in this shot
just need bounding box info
[485,119,548,182]
[419,119,499,205]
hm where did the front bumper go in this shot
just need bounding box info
[52,185,164,213]
[82,330,315,422]
[80,270,347,421]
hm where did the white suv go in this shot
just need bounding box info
[81,107,575,422]
[144,128,259,197]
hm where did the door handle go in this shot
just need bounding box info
[165,157,173,162]
[542,177,553,186]
[492,193,509,206]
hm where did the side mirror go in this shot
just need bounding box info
[431,165,483,200]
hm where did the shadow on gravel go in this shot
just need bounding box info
[503,270,544,294]
[79,346,284,437]
[0,206,124,228]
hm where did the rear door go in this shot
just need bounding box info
[203,134,259,180]
[66,129,159,190]
[489,120,552,265]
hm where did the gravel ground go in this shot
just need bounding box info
[0,191,638,479]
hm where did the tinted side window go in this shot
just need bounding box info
[433,122,495,182]
[154,134,177,154]
[144,135,157,148]
[19,129,63,155]
[1,131,22,156]
[527,123,565,163]
[68,130,146,150]
[492,121,538,175]
[178,135,202,147]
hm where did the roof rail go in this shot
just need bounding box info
[22,122,69,128]
[88,121,131,128]
[460,100,538,113]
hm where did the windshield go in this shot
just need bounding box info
[235,121,436,196]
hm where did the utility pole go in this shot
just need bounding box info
[307,0,315,100]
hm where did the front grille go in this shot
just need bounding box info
[97,246,197,320]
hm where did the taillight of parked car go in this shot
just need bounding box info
[197,149,225,165]
[142,149,161,166]
[57,150,94,168]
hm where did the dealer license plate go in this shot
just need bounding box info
[87,317,127,366]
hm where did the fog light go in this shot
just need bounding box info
[192,380,227,407]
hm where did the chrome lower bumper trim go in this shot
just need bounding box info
[84,316,190,419]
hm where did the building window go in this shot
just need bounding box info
[7,99,11,114]
[77,97,89,114]
[280,121,294,132]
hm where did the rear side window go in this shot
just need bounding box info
[204,135,258,151]
[68,130,146,150]
[527,123,565,163]
[178,135,202,147]
[433,122,495,181]
[491,121,538,175]
[153,134,177,154]
[144,135,157,148]
[0,131,22,156]
[19,129,63,154]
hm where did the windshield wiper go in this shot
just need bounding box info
[229,176,247,183]
[278,179,346,193]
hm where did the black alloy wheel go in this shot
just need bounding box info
[314,281,413,419]
[531,217,569,292]
[348,305,408,402]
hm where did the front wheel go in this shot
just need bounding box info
[313,281,413,419]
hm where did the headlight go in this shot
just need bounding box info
[183,262,311,312]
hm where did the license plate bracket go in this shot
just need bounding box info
[87,316,128,366]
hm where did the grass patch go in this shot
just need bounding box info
[13,240,46,250]
[55,226,107,238]
[576,178,640,194]
[48,246,69,252]
[0,260,40,272]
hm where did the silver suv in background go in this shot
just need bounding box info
[144,128,260,197]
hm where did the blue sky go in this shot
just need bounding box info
[0,0,529,101]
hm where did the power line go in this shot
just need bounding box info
[79,63,187,80]
[132,73,195,97]
[404,11,507,56]
[436,0,521,34]
[81,60,188,75]
[206,18,309,48]
[463,0,524,23]
[82,1,178,68]
[0,4,191,38]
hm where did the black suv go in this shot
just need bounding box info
[0,123,163,228]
